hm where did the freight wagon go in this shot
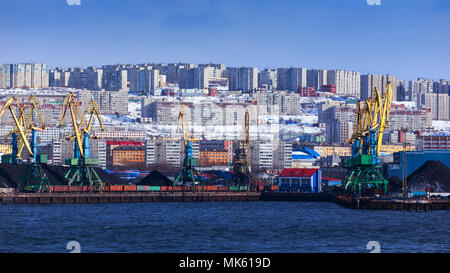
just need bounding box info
[47,185,272,193]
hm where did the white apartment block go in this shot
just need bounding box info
[418,93,450,121]
[327,70,360,97]
[408,78,433,103]
[96,130,147,140]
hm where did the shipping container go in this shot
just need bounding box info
[218,186,228,191]
[172,186,182,192]
[205,186,218,191]
[229,186,240,191]
[123,185,137,191]
[160,186,168,191]
[110,185,123,191]
[149,186,160,191]
[258,185,265,192]
[240,186,248,191]
[69,186,82,192]
[137,185,149,191]
[271,185,279,192]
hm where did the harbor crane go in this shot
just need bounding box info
[59,93,105,187]
[343,82,393,194]
[0,96,49,192]
[233,110,251,184]
[173,103,203,188]
[232,109,257,190]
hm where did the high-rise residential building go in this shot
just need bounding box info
[258,69,277,90]
[326,120,354,145]
[0,64,12,89]
[360,74,398,100]
[418,93,450,121]
[388,104,433,131]
[397,80,407,101]
[408,78,433,103]
[327,70,360,97]
[1,63,49,89]
[102,65,128,91]
[189,66,215,89]
[227,67,258,93]
[306,69,327,92]
[136,68,160,94]
[86,67,103,90]
[433,79,449,94]
[360,74,383,99]
[277,67,307,91]
[68,67,86,89]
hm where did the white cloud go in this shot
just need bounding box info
[366,0,381,6]
[66,0,81,6]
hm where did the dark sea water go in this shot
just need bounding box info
[0,201,449,253]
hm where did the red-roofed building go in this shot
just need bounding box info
[277,168,322,192]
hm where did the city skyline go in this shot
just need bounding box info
[1,0,449,82]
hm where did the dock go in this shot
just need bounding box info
[1,191,450,211]
[334,194,450,211]
[0,191,260,204]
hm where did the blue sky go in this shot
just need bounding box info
[1,0,449,81]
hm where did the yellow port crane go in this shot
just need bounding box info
[59,93,104,158]
[0,97,35,162]
[343,82,393,194]
[233,109,255,188]
[3,96,46,161]
[0,96,49,192]
[59,93,105,186]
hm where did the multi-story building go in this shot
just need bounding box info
[326,120,354,145]
[0,63,49,89]
[433,79,449,95]
[307,69,327,92]
[250,140,292,171]
[95,130,146,140]
[327,70,360,97]
[101,65,128,91]
[258,69,277,90]
[277,67,307,91]
[416,135,450,151]
[112,146,145,166]
[418,93,450,121]
[0,64,12,89]
[408,78,433,103]
[227,67,258,93]
[198,140,233,167]
[388,104,433,131]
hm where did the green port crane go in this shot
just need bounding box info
[173,103,203,188]
[59,93,105,187]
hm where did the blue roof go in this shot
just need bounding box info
[292,147,321,160]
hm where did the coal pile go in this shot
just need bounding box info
[0,164,124,187]
[406,161,450,192]
[137,170,173,186]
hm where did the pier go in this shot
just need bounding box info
[1,191,450,211]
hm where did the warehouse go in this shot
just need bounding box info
[277,168,322,193]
